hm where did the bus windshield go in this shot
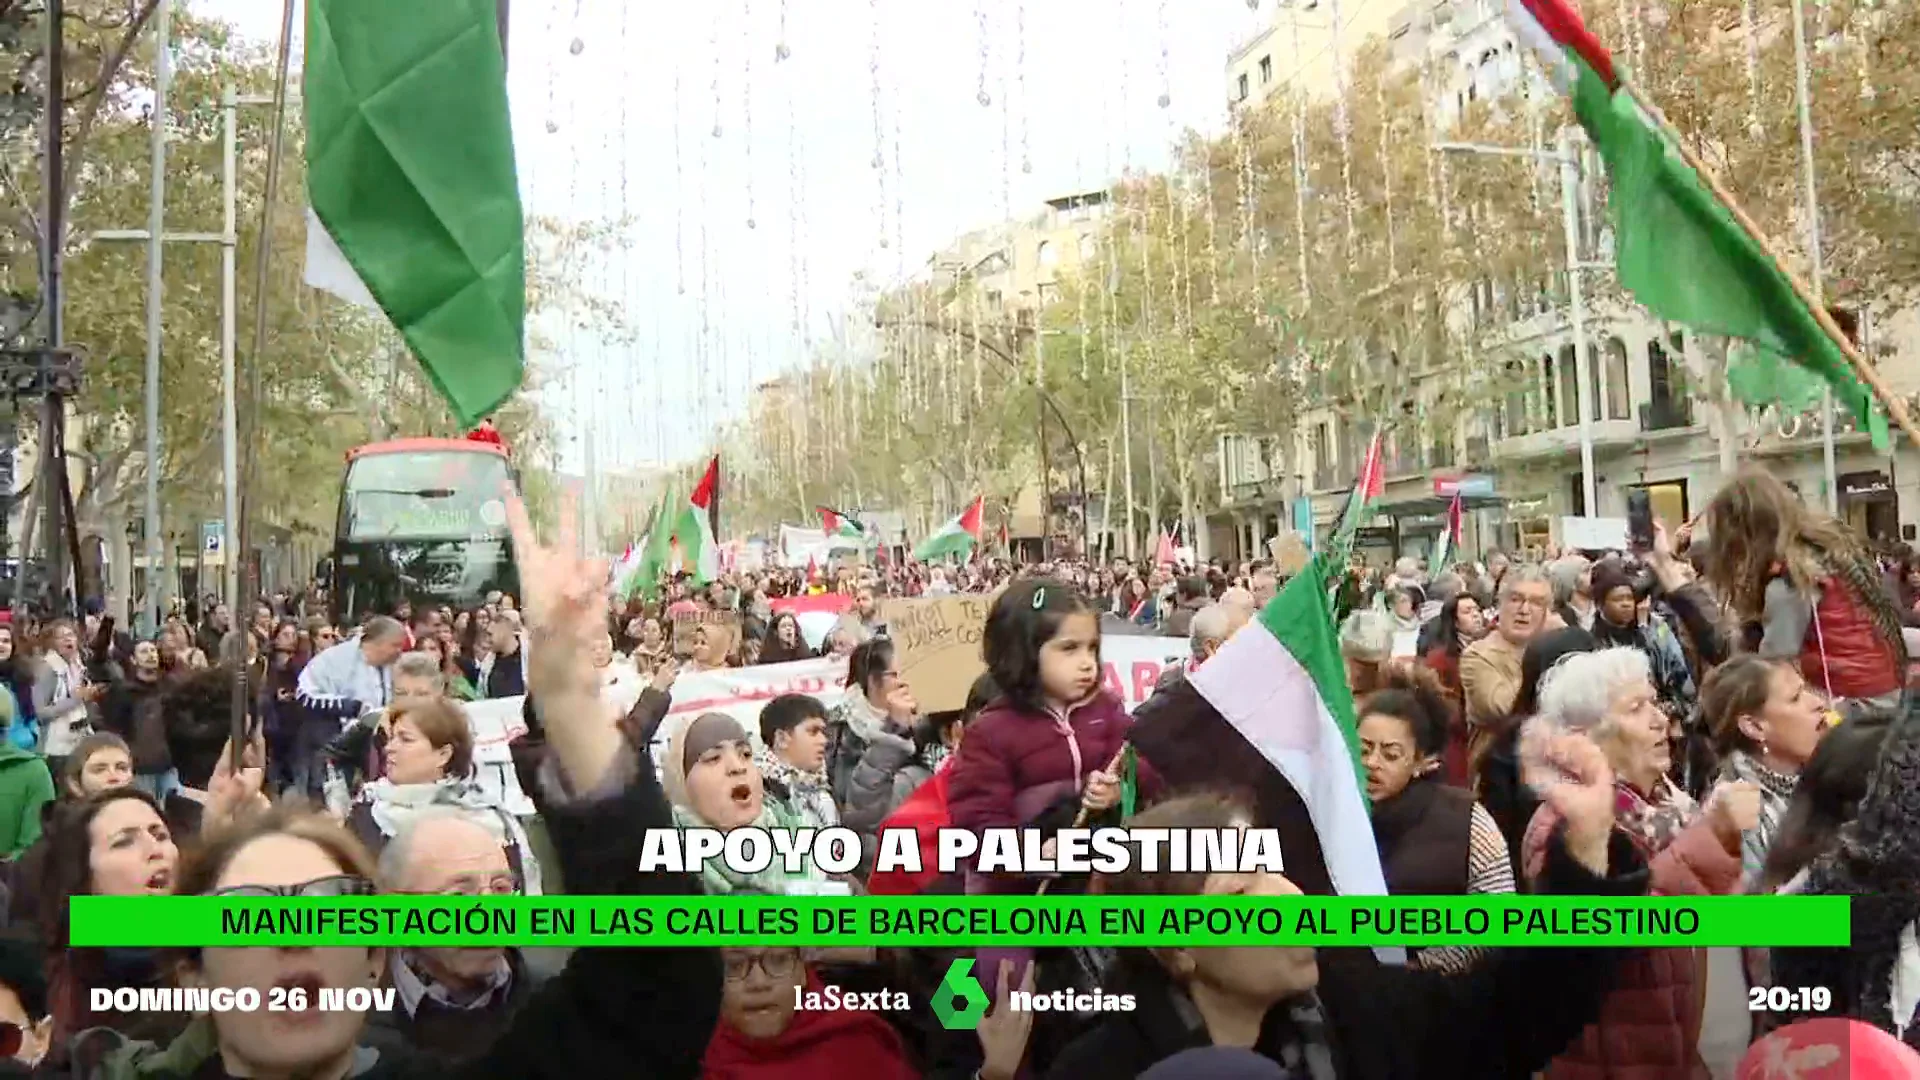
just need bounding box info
[341,451,512,542]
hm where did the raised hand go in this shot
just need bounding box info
[1705,780,1763,851]
[206,732,269,829]
[976,960,1036,1080]
[1520,724,1616,876]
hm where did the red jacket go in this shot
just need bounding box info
[1798,575,1902,701]
[947,692,1159,835]
[1522,803,1742,1080]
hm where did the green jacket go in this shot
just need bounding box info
[0,740,52,858]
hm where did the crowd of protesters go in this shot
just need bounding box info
[0,466,1902,1076]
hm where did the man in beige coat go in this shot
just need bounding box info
[1459,565,1556,761]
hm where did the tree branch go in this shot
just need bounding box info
[57,0,161,219]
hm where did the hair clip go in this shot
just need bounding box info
[1032,588,1046,610]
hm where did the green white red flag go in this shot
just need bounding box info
[1503,0,1887,449]
[916,497,984,561]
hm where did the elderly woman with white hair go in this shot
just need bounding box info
[1520,646,1758,1080]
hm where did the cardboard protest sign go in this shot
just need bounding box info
[671,609,741,656]
[879,595,993,713]
[1268,531,1311,577]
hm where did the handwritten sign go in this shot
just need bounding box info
[671,609,740,656]
[879,595,994,713]
[462,697,534,816]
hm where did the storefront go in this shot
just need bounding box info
[1839,469,1899,543]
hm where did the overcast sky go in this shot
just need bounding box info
[196,0,1262,479]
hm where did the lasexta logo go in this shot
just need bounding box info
[931,958,990,1030]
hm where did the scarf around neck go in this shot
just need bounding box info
[671,800,831,895]
[364,776,543,895]
[1612,774,1696,856]
[755,748,827,792]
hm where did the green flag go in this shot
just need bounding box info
[303,0,526,427]
[1563,38,1887,450]
[636,487,677,599]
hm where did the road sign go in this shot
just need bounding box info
[201,520,224,556]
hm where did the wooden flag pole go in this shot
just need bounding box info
[1619,79,1920,452]
[1035,746,1131,897]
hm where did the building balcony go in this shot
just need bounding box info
[1489,417,1642,464]
[1639,398,1694,433]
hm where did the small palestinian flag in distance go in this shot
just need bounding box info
[819,506,865,542]
[915,496,984,562]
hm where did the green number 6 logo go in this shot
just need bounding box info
[931,958,991,1031]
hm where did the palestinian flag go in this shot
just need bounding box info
[1430,492,1462,573]
[303,0,525,427]
[819,507,865,542]
[673,456,721,584]
[1129,556,1395,957]
[1505,0,1886,449]
[915,496,984,562]
[634,487,676,599]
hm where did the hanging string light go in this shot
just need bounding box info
[1287,11,1312,306]
[891,56,907,274]
[744,0,757,229]
[711,6,725,138]
[786,77,801,337]
[975,1,992,107]
[1377,71,1397,281]
[1017,0,1031,173]
[869,0,888,249]
[1326,0,1357,251]
[543,0,565,133]
[775,0,790,60]
[1417,3,1451,249]
[999,47,1013,222]
[674,73,686,295]
[1856,0,1877,101]
[1198,125,1221,306]
[1156,0,1172,109]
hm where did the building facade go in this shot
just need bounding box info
[1228,0,1400,109]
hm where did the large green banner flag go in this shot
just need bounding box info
[304,0,526,428]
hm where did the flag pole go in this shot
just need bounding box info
[1617,79,1920,452]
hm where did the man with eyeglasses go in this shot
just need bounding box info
[364,807,535,1065]
[1460,566,1555,755]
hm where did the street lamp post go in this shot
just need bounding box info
[1433,129,1606,517]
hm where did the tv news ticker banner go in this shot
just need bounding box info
[69,894,1847,949]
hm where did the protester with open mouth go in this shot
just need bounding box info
[34,788,184,1070]
[662,710,835,895]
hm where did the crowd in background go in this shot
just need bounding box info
[0,467,1902,1076]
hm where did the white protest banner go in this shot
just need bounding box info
[462,696,535,816]
[1102,634,1191,712]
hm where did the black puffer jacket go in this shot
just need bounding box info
[97,675,170,774]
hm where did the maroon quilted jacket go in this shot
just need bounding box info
[1522,804,1742,1080]
[947,692,1160,838]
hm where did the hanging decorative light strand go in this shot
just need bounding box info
[1741,0,1764,136]
[775,0,790,60]
[1377,71,1397,281]
[711,7,725,138]
[1856,0,1877,101]
[869,0,889,249]
[674,72,686,295]
[1326,0,1357,251]
[975,1,992,107]
[1017,0,1032,173]
[744,0,757,229]
[1156,0,1172,108]
[1288,11,1313,305]
[786,79,802,336]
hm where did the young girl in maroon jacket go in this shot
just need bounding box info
[946,578,1160,1023]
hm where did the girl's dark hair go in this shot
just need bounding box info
[39,788,166,950]
[1757,714,1890,893]
[1358,666,1454,759]
[845,637,896,694]
[1431,592,1477,659]
[984,577,1096,714]
[1700,654,1784,757]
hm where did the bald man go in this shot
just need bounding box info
[370,810,538,1064]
